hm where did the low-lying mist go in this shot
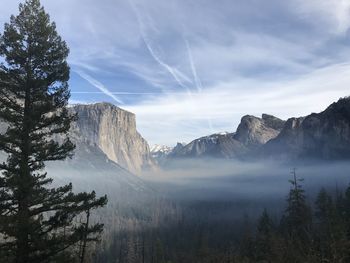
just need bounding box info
[143,159,350,217]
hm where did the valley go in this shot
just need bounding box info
[39,97,350,262]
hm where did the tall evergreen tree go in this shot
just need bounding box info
[314,188,335,261]
[77,191,107,263]
[313,188,349,262]
[238,214,255,261]
[344,185,350,232]
[280,168,312,260]
[338,184,350,261]
[0,0,107,262]
[255,209,275,262]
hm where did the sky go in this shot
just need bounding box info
[1,0,350,146]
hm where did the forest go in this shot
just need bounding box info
[93,169,350,263]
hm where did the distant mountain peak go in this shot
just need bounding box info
[150,144,173,154]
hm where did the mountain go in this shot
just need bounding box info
[70,103,154,174]
[169,133,244,158]
[167,97,350,162]
[168,114,285,159]
[0,102,154,198]
[150,144,173,164]
[0,102,154,175]
[151,144,173,156]
[262,97,350,160]
[170,142,187,155]
[234,114,285,149]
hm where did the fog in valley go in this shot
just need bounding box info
[144,160,350,203]
[47,155,350,224]
[43,155,350,262]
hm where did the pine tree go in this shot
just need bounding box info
[315,188,334,221]
[255,209,275,262]
[344,185,350,232]
[155,238,165,263]
[0,0,107,262]
[314,187,350,262]
[338,184,350,261]
[280,168,312,260]
[238,214,255,261]
[314,188,334,261]
[77,191,108,263]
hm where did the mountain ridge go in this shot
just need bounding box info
[166,113,285,160]
[261,96,350,160]
[157,97,350,163]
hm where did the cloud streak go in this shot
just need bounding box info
[128,0,193,91]
[74,70,124,105]
[295,0,350,34]
[2,0,350,145]
[185,39,203,93]
[126,62,350,145]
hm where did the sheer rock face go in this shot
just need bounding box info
[263,97,350,159]
[70,103,154,174]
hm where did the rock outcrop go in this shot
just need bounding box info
[70,103,154,174]
[234,114,285,149]
[170,142,187,155]
[262,97,350,160]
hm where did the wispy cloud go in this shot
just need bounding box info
[74,70,124,104]
[128,0,193,91]
[185,39,203,93]
[2,0,350,145]
[126,62,350,145]
[295,0,350,34]
[71,91,165,95]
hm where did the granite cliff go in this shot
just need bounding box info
[70,103,154,174]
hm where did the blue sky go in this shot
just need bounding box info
[1,0,350,145]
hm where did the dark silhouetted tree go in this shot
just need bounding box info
[77,191,108,263]
[0,0,107,262]
[255,209,275,262]
[314,188,349,262]
[280,168,312,261]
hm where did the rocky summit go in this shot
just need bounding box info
[234,114,286,149]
